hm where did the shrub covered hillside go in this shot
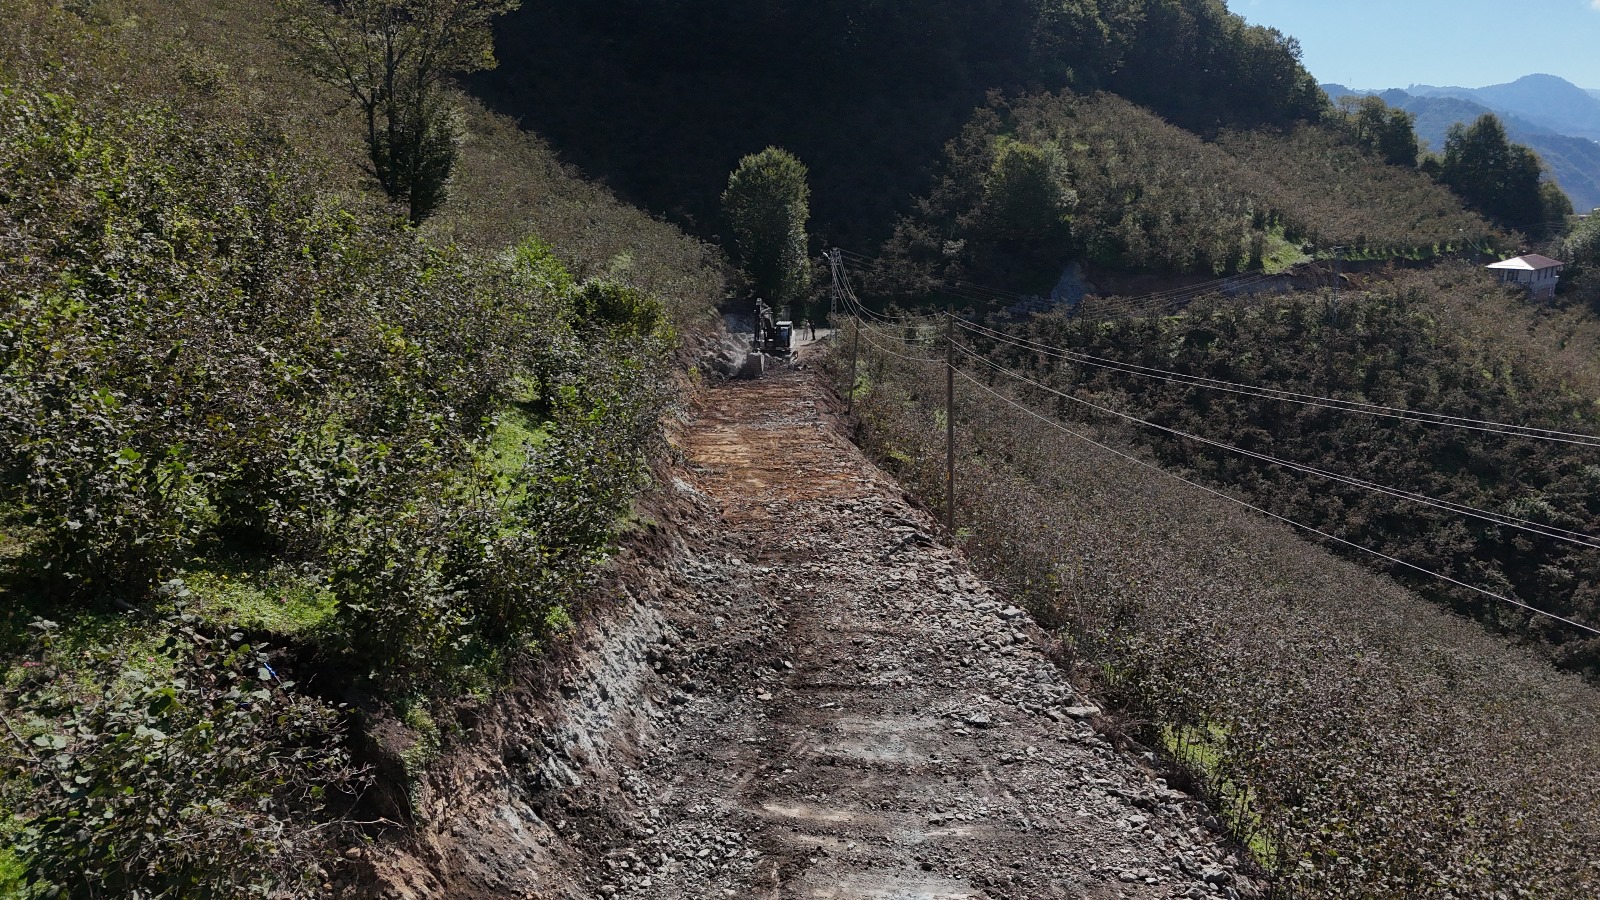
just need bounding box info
[0,1,722,895]
[960,265,1600,673]
[880,93,1503,294]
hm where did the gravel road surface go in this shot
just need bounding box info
[372,369,1254,900]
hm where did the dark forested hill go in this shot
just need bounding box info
[471,0,1327,246]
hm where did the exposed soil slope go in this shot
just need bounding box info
[370,370,1253,899]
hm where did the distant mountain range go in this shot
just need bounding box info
[1324,74,1600,213]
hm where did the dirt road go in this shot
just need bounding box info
[375,370,1251,899]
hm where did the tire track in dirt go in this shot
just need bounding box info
[557,370,1253,900]
[372,369,1255,899]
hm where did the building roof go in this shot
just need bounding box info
[1486,254,1565,271]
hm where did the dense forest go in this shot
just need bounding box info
[473,0,1327,246]
[477,0,1573,286]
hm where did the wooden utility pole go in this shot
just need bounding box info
[847,318,861,414]
[945,304,955,537]
[833,249,862,415]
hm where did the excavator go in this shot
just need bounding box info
[753,298,794,357]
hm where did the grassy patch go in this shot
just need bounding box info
[1162,723,1225,770]
[2,561,332,719]
[182,563,336,638]
[1259,226,1311,274]
[1162,724,1275,867]
[397,703,441,780]
[843,363,877,405]
[0,508,32,563]
[484,405,551,495]
[0,845,30,900]
[2,604,147,679]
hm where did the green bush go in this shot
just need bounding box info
[572,278,669,339]
[333,341,663,693]
[511,237,578,299]
[0,73,660,674]
[0,847,29,899]
[10,612,359,899]
[1,2,717,892]
[1565,214,1600,270]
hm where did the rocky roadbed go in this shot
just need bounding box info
[372,370,1256,900]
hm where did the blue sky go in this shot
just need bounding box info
[1225,1,1600,90]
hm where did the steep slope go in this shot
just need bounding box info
[471,0,1326,246]
[840,315,1600,897]
[0,0,726,893]
[880,92,1497,295]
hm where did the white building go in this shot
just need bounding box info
[1486,254,1565,302]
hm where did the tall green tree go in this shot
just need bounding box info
[1029,0,1120,87]
[722,147,813,314]
[1106,0,1329,133]
[1338,95,1418,167]
[978,139,1076,274]
[1434,113,1561,237]
[275,0,519,223]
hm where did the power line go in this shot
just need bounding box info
[837,292,944,364]
[832,251,944,326]
[840,249,1600,447]
[944,364,1600,638]
[838,248,1600,634]
[954,317,1600,449]
[839,248,1288,326]
[843,247,1272,304]
[853,325,944,364]
[952,342,1600,552]
[835,255,1600,635]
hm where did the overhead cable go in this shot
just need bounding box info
[944,366,1600,637]
[952,343,1600,551]
[955,317,1600,449]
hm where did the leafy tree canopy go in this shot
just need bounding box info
[473,0,1329,246]
[1565,214,1600,269]
[983,139,1076,247]
[722,147,813,312]
[1336,94,1419,167]
[1433,113,1568,239]
[275,0,520,222]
